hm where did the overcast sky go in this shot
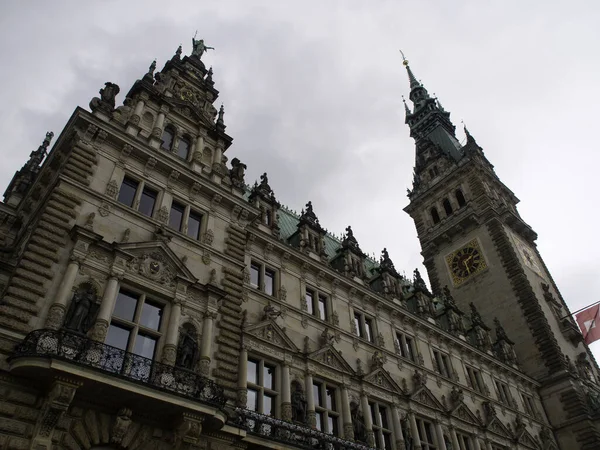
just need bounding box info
[1,1,600,355]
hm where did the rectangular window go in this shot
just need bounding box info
[313,381,339,436]
[264,208,272,226]
[521,393,537,416]
[138,186,157,217]
[433,349,452,378]
[305,288,329,321]
[466,366,484,393]
[395,332,416,361]
[187,211,203,240]
[117,177,139,207]
[369,401,393,449]
[457,432,473,450]
[246,357,278,416]
[107,288,164,378]
[169,201,185,231]
[416,417,437,450]
[248,261,277,297]
[354,311,376,343]
[495,380,512,406]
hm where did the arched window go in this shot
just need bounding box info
[430,207,440,224]
[443,198,453,216]
[161,128,174,151]
[177,136,191,160]
[456,189,466,208]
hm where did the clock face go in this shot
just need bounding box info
[445,239,488,286]
[509,232,545,279]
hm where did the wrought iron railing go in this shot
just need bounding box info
[11,329,226,407]
[234,408,374,450]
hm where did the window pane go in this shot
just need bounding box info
[117,177,138,207]
[264,394,274,416]
[161,129,173,150]
[139,187,157,217]
[315,412,323,431]
[313,383,321,406]
[424,422,434,443]
[140,301,162,330]
[105,324,130,350]
[113,290,138,321]
[177,138,190,159]
[264,208,272,225]
[247,388,258,411]
[354,313,362,338]
[365,318,374,342]
[379,406,388,429]
[263,364,274,390]
[247,359,258,384]
[318,295,327,320]
[405,336,415,360]
[306,290,314,315]
[250,263,260,288]
[326,387,336,410]
[265,269,275,296]
[327,415,338,435]
[369,403,377,425]
[169,202,185,231]
[133,333,157,359]
[187,211,202,240]
[383,433,392,450]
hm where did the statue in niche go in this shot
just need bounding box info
[401,415,414,450]
[89,82,120,113]
[64,284,99,334]
[191,34,214,59]
[229,157,247,188]
[291,381,307,424]
[350,401,367,443]
[176,325,199,370]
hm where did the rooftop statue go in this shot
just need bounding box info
[191,33,214,59]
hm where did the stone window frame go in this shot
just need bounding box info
[161,124,194,163]
[312,379,341,436]
[464,365,485,394]
[415,416,438,450]
[105,287,168,363]
[431,347,453,379]
[493,379,514,407]
[520,392,538,417]
[455,430,475,450]
[368,399,393,449]
[304,285,330,322]
[166,195,207,241]
[249,260,278,298]
[352,309,377,344]
[117,174,163,219]
[246,355,280,418]
[394,330,417,362]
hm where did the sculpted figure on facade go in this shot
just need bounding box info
[191,36,214,59]
[291,380,307,424]
[229,157,247,189]
[89,82,120,114]
[176,326,199,370]
[350,401,367,443]
[64,283,99,334]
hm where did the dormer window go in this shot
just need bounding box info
[456,189,466,208]
[161,127,174,151]
[430,207,440,224]
[443,198,453,216]
[177,136,191,160]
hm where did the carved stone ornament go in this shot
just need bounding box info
[126,252,176,287]
[105,179,119,198]
[32,379,80,446]
[157,206,169,224]
[98,202,111,217]
[110,407,133,445]
[202,228,214,246]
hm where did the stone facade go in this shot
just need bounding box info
[0,43,590,450]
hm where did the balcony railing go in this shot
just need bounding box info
[234,408,374,450]
[10,329,226,408]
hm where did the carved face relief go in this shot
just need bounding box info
[445,239,487,286]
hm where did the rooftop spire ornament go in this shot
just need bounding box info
[191,31,214,60]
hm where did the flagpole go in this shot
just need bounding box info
[559,299,600,321]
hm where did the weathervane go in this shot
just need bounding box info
[399,49,409,66]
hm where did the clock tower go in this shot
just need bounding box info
[401,57,600,449]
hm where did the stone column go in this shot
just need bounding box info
[45,258,80,329]
[161,299,182,365]
[90,273,121,342]
[450,426,460,450]
[484,438,493,450]
[281,364,292,421]
[360,392,375,447]
[305,372,316,428]
[198,312,216,375]
[151,111,166,141]
[237,346,248,407]
[193,134,204,164]
[391,406,405,450]
[409,411,422,449]
[473,435,482,450]
[435,422,448,450]
[340,385,353,440]
[129,99,145,126]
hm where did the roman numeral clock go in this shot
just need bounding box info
[445,239,488,286]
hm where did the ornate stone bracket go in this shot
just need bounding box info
[31,377,81,449]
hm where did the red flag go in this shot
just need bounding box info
[576,304,600,344]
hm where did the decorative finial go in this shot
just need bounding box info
[175,45,182,59]
[216,104,226,131]
[399,49,409,66]
[402,95,411,115]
